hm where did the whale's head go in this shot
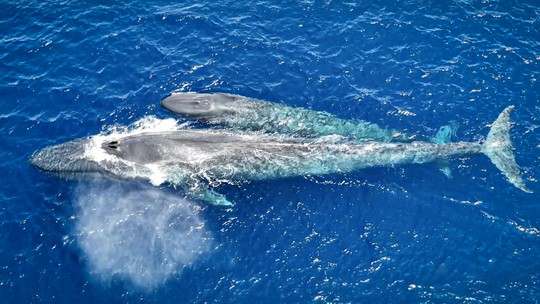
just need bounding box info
[29,138,105,178]
[161,93,238,119]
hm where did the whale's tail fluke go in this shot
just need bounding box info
[483,106,531,193]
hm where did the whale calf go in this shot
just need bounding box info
[161,93,412,142]
[30,106,531,205]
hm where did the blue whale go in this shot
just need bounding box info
[29,105,531,205]
[161,93,413,142]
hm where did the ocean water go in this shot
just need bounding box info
[1,0,540,302]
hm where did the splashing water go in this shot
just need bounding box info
[74,179,212,290]
[82,116,191,185]
[84,116,186,162]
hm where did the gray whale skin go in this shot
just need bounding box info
[30,97,531,205]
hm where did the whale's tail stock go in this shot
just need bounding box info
[483,106,532,193]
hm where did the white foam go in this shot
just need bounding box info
[81,116,192,184]
[147,163,167,186]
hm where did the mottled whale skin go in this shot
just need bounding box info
[161,93,412,142]
[29,106,531,205]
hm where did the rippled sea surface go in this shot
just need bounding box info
[1,0,540,303]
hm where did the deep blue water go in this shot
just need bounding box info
[1,0,540,303]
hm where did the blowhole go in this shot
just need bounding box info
[103,141,119,150]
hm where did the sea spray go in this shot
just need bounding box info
[74,179,212,290]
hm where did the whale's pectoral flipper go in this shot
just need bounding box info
[182,178,234,206]
[432,121,459,178]
[194,187,234,206]
[483,106,532,193]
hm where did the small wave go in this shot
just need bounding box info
[481,211,540,238]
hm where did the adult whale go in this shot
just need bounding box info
[29,106,531,205]
[161,93,413,142]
